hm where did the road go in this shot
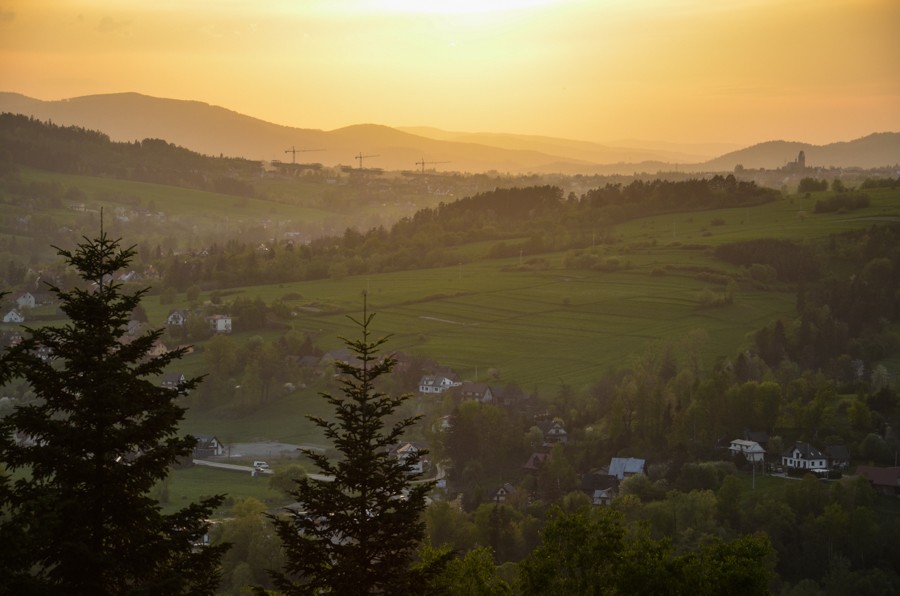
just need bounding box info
[192,459,332,482]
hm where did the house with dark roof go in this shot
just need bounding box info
[782,442,827,471]
[743,430,769,448]
[491,483,517,503]
[537,420,568,445]
[193,435,226,458]
[161,372,188,393]
[581,472,620,506]
[856,466,900,497]
[454,382,494,403]
[825,445,851,469]
[524,451,550,472]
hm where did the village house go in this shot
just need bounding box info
[825,445,851,469]
[390,442,425,475]
[781,442,827,471]
[14,292,35,309]
[729,439,766,463]
[453,382,494,403]
[3,309,25,324]
[537,419,568,445]
[418,375,461,395]
[608,457,646,480]
[193,435,226,458]
[161,372,188,393]
[207,314,232,334]
[166,309,190,326]
[147,340,169,358]
[491,483,517,503]
[523,449,551,472]
[581,472,620,506]
[319,348,361,368]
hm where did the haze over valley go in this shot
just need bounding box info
[2,1,900,594]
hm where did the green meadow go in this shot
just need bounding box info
[9,179,898,447]
[160,465,290,515]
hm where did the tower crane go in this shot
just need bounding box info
[284,146,324,164]
[415,158,450,174]
[355,152,379,169]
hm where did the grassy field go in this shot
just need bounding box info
[21,168,336,224]
[162,187,900,443]
[160,465,291,515]
[9,184,898,447]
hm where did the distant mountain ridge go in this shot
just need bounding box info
[1,92,897,174]
[699,134,900,171]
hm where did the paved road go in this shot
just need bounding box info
[193,459,273,475]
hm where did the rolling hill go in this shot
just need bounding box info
[1,91,898,174]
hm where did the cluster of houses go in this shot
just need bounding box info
[2,291,51,324]
[724,434,853,475]
[166,310,233,334]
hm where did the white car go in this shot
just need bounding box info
[253,461,270,471]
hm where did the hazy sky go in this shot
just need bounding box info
[1,0,898,145]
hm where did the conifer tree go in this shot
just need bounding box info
[266,298,441,594]
[0,231,227,594]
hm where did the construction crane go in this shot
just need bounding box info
[415,158,450,174]
[284,146,324,164]
[355,152,379,169]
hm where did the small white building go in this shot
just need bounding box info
[729,439,766,463]
[3,309,25,324]
[14,292,35,309]
[207,314,232,334]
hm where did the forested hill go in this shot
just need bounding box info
[0,113,259,197]
[161,180,778,289]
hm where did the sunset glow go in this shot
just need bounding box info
[0,0,898,145]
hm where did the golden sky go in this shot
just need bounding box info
[1,0,898,145]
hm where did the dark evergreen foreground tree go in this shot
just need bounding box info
[266,299,442,594]
[0,232,226,594]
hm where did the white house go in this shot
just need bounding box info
[193,435,226,458]
[729,439,766,463]
[782,442,827,470]
[391,442,424,475]
[166,310,189,326]
[418,375,461,395]
[207,314,232,334]
[3,309,25,324]
[14,292,35,309]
